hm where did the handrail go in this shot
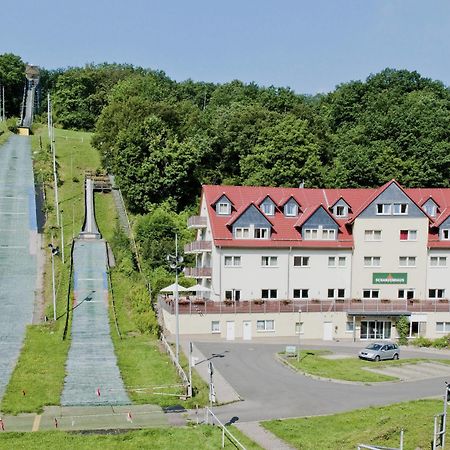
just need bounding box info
[160,333,191,397]
[205,407,247,450]
[106,242,122,339]
[62,239,75,340]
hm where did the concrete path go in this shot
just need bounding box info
[236,422,295,450]
[61,239,129,405]
[0,135,38,401]
[366,361,450,381]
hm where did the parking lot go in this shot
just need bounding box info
[194,339,450,422]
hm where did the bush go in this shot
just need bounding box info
[6,117,18,133]
[432,335,450,349]
[396,316,409,345]
[412,336,433,347]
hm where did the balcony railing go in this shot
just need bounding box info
[159,298,450,316]
[187,216,207,229]
[184,267,212,278]
[184,240,212,254]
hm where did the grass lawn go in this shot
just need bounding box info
[95,192,209,408]
[0,121,11,145]
[263,399,442,450]
[283,350,432,382]
[0,425,262,450]
[0,324,69,414]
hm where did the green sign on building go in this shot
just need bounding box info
[373,273,408,284]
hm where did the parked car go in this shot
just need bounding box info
[358,342,400,361]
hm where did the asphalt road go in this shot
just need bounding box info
[195,341,450,423]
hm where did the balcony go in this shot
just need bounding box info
[184,240,212,254]
[187,216,207,229]
[184,267,212,278]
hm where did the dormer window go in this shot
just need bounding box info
[261,203,275,216]
[423,202,437,217]
[254,227,269,239]
[303,227,336,240]
[284,202,298,217]
[322,229,337,240]
[235,227,250,239]
[334,205,347,218]
[217,202,231,215]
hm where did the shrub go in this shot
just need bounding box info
[432,335,450,349]
[396,316,409,345]
[412,336,433,347]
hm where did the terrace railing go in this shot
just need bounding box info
[159,298,450,316]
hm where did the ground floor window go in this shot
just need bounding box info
[409,321,426,338]
[262,289,277,299]
[398,289,415,300]
[293,289,309,299]
[225,290,241,301]
[436,322,450,333]
[211,321,220,333]
[363,289,380,299]
[257,320,275,331]
[429,289,445,299]
[295,322,304,334]
[345,321,355,333]
[360,320,391,339]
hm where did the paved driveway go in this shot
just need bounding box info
[195,341,450,423]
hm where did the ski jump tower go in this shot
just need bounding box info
[18,65,40,135]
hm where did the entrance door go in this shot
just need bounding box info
[243,321,252,340]
[360,320,392,339]
[226,321,235,341]
[323,322,333,341]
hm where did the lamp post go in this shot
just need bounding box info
[167,233,184,364]
[48,240,60,320]
[297,308,302,363]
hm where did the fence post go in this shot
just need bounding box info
[222,427,225,448]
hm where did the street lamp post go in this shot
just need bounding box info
[48,239,60,321]
[167,233,184,364]
[297,308,302,363]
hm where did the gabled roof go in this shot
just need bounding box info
[225,202,274,228]
[279,195,300,208]
[294,204,339,229]
[200,182,450,249]
[210,192,233,207]
[347,179,431,224]
[330,196,351,209]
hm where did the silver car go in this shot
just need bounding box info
[358,342,400,361]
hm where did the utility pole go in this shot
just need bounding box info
[60,210,65,264]
[297,308,302,363]
[0,84,3,122]
[48,236,59,321]
[48,93,59,226]
[167,233,184,364]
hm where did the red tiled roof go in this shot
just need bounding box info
[201,182,450,249]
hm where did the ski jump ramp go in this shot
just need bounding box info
[61,176,129,405]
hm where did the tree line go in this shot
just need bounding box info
[2,53,450,215]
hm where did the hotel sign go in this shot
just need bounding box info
[373,273,407,284]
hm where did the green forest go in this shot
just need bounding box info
[2,52,449,216]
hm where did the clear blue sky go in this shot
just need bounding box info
[3,0,450,94]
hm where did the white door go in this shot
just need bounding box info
[226,321,235,341]
[243,321,252,340]
[323,322,333,341]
